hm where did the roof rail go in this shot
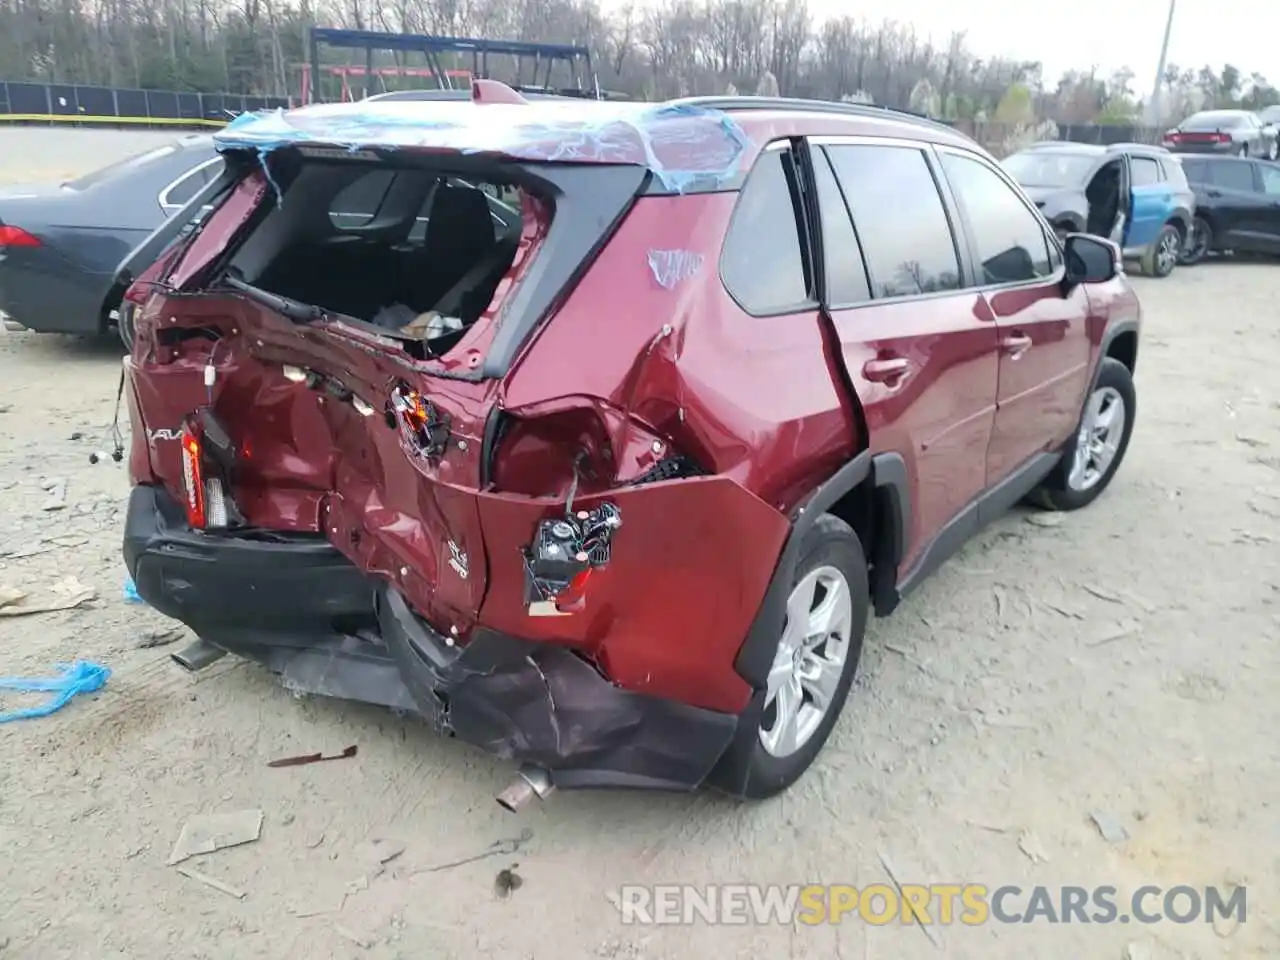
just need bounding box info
[667,96,961,136]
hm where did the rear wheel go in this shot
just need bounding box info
[1179,217,1212,265]
[1031,358,1136,512]
[1237,143,1249,157]
[712,514,868,800]
[116,303,136,352]
[1142,223,1181,278]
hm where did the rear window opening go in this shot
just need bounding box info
[219,158,538,358]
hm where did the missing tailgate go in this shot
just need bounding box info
[210,154,540,359]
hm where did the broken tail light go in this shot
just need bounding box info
[179,409,242,531]
[522,503,622,616]
[180,421,207,529]
[389,383,451,459]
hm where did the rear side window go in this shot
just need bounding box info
[1130,157,1161,186]
[1162,158,1189,187]
[1260,165,1280,196]
[938,152,1051,285]
[826,144,961,299]
[329,170,396,229]
[163,161,215,208]
[1180,158,1208,183]
[1210,161,1256,193]
[721,148,811,314]
[812,151,871,306]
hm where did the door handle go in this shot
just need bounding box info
[1000,334,1033,357]
[862,356,910,383]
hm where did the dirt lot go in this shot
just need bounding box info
[1,136,1279,960]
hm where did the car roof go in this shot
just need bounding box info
[215,92,986,193]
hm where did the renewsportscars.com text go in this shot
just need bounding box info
[614,883,1247,927]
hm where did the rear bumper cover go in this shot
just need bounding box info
[123,484,738,791]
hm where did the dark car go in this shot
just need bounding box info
[0,134,218,344]
[118,86,1140,810]
[1002,141,1195,277]
[1162,109,1279,160]
[1176,155,1280,263]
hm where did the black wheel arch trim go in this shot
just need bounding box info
[1097,319,1140,384]
[734,449,910,689]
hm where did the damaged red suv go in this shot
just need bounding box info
[119,83,1140,809]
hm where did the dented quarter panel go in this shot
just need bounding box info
[475,478,788,713]
[500,191,858,513]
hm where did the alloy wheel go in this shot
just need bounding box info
[1156,230,1180,275]
[759,565,854,758]
[1067,386,1127,492]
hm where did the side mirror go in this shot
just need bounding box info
[1064,233,1120,284]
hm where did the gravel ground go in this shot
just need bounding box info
[1,136,1279,960]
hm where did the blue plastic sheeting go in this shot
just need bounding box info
[0,660,110,723]
[123,576,144,604]
[215,99,753,193]
[647,249,705,289]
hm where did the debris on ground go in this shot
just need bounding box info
[1089,810,1129,844]
[1082,584,1127,604]
[168,809,264,865]
[176,865,246,899]
[136,627,183,649]
[1024,512,1065,528]
[0,660,110,723]
[494,864,523,899]
[351,837,406,880]
[334,925,375,949]
[1087,620,1143,648]
[122,577,144,604]
[39,477,67,511]
[414,829,534,875]
[1017,830,1049,864]
[0,576,96,618]
[268,745,358,768]
[878,850,942,948]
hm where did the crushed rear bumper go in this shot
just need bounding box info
[123,483,738,792]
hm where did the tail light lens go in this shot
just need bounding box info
[0,225,40,248]
[180,422,206,529]
[1216,133,1231,143]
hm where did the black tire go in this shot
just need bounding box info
[117,303,136,352]
[1179,217,1212,265]
[1237,143,1249,158]
[1053,223,1071,245]
[1142,223,1181,278]
[710,514,869,800]
[1031,358,1136,512]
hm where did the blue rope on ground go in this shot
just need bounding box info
[0,661,111,723]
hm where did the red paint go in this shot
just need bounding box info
[125,109,1139,717]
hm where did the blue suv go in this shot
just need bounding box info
[1002,142,1196,278]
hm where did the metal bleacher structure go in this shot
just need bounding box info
[0,27,605,127]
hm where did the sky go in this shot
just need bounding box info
[609,0,1272,97]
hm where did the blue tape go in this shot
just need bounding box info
[214,100,752,193]
[0,661,110,723]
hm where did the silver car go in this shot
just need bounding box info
[1162,109,1279,160]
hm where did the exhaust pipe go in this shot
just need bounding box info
[496,765,555,812]
[171,639,227,672]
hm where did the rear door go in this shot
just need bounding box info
[1253,162,1280,253]
[810,136,999,570]
[1125,154,1167,252]
[933,146,1090,484]
[1205,159,1268,251]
